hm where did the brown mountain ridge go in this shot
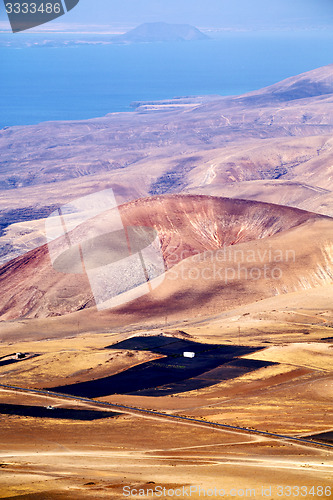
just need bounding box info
[0,194,331,321]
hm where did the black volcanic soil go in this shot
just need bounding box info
[50,337,271,398]
[0,403,118,420]
[307,431,333,444]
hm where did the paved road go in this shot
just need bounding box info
[0,383,332,451]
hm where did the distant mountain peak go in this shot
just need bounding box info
[121,22,209,43]
[239,63,333,105]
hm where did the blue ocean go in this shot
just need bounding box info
[0,30,332,128]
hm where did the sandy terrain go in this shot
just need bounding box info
[0,316,332,498]
[0,379,332,499]
[1,65,333,498]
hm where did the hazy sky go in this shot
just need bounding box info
[68,0,333,26]
[1,0,333,29]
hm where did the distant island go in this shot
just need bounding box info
[0,22,209,48]
[120,22,209,43]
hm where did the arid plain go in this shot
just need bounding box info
[0,65,333,498]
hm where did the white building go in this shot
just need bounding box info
[183,352,195,358]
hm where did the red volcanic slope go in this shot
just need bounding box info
[119,195,323,267]
[0,194,326,320]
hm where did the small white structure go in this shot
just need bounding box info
[183,351,195,358]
